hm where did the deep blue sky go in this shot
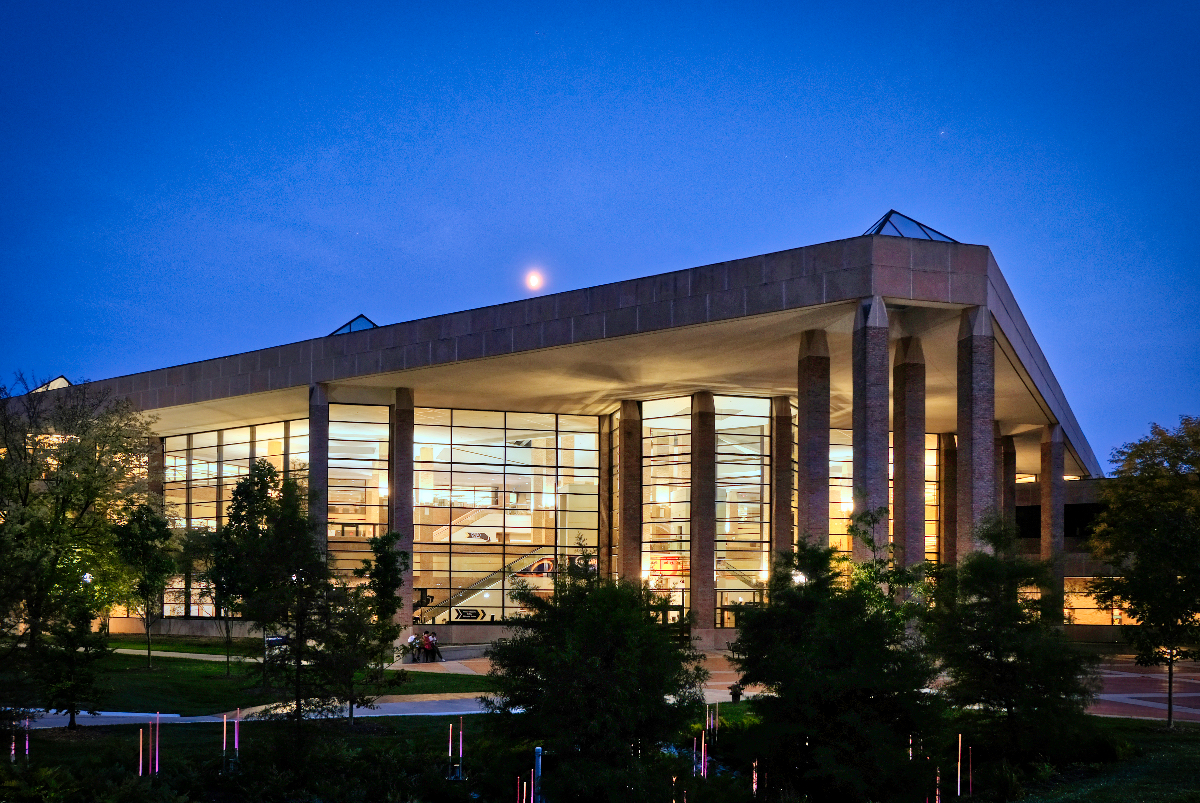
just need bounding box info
[2,2,1197,469]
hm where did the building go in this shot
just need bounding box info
[81,211,1114,647]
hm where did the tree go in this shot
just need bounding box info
[226,459,333,719]
[319,530,408,725]
[0,376,154,721]
[114,504,176,668]
[187,524,243,676]
[38,578,111,729]
[924,516,1099,760]
[483,558,708,802]
[1089,415,1200,728]
[730,510,940,803]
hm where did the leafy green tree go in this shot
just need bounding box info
[38,577,111,729]
[483,558,708,802]
[182,523,244,676]
[0,376,153,722]
[319,531,408,725]
[730,509,940,803]
[924,516,1099,760]
[1090,415,1200,728]
[226,459,333,718]
[114,504,176,667]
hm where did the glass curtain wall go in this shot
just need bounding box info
[714,397,770,628]
[412,409,599,625]
[610,410,621,579]
[642,397,692,620]
[829,429,855,553]
[824,430,939,559]
[160,418,309,617]
[327,404,391,573]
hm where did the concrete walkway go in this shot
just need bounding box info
[1090,660,1200,723]
[113,648,259,663]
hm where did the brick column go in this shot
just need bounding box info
[598,419,613,579]
[309,383,330,551]
[690,391,716,630]
[796,330,830,546]
[938,434,958,565]
[1041,423,1065,620]
[956,306,995,558]
[893,336,926,569]
[770,396,794,558]
[391,388,415,628]
[1001,434,1017,525]
[146,436,165,513]
[853,296,890,562]
[617,400,643,584]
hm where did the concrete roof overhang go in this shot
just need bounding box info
[70,235,1102,478]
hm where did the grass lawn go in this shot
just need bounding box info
[1023,719,1200,803]
[17,712,1200,802]
[95,653,498,716]
[27,714,480,767]
[107,633,262,657]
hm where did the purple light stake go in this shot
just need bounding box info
[139,728,143,776]
[235,708,240,759]
[752,759,758,797]
[701,731,706,778]
[156,712,160,774]
[692,737,696,775]
[148,720,153,771]
[11,731,15,763]
[25,719,29,758]
[715,701,719,738]
[957,734,962,797]
[969,746,972,796]
[909,734,913,760]
[936,766,941,803]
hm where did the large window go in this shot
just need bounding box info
[715,397,770,628]
[825,430,940,560]
[327,404,390,573]
[642,397,692,620]
[610,409,621,579]
[412,409,599,625]
[160,418,308,617]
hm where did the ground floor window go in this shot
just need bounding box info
[412,408,599,625]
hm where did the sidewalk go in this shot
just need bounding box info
[113,648,259,663]
[1090,659,1200,723]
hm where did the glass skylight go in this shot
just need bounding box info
[330,314,378,336]
[864,210,957,242]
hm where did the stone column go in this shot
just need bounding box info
[893,336,926,569]
[796,330,830,546]
[598,419,613,579]
[690,391,717,631]
[617,400,643,584]
[938,434,958,565]
[770,396,795,558]
[956,306,995,557]
[391,388,415,628]
[1041,423,1065,620]
[853,296,890,562]
[309,383,330,551]
[1001,434,1017,525]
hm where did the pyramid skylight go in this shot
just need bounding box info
[330,314,378,336]
[864,210,956,242]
